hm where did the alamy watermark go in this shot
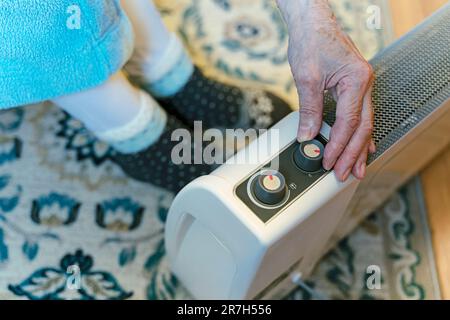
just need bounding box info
[366,265,382,290]
[66,264,81,291]
[171,122,281,169]
[366,5,382,30]
[66,5,81,30]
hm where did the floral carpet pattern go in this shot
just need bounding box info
[0,0,440,299]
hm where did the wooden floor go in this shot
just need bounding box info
[389,0,450,299]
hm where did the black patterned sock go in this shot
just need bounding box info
[112,115,213,193]
[158,67,293,130]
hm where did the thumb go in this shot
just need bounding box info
[297,79,324,142]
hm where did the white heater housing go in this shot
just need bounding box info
[165,4,450,299]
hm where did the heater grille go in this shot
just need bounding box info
[322,4,450,163]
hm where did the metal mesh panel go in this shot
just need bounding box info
[322,4,450,163]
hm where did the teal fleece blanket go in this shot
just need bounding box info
[0,0,134,109]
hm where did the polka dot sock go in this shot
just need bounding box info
[112,114,213,193]
[87,90,213,193]
[157,67,293,131]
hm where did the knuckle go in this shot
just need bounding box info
[347,150,360,163]
[297,75,319,88]
[330,140,346,154]
[299,106,320,117]
[338,112,360,130]
[361,120,374,134]
[347,117,360,130]
[356,62,374,83]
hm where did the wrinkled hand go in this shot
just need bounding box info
[277,0,375,181]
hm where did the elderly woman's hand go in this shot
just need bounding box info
[277,0,376,181]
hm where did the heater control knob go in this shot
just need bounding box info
[253,170,287,205]
[294,139,325,172]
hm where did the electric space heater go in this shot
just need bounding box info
[165,4,450,299]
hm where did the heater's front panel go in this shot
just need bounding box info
[234,135,328,223]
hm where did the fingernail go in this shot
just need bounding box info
[369,141,377,154]
[323,159,332,171]
[322,148,335,171]
[298,126,313,142]
[358,162,366,177]
[342,168,351,181]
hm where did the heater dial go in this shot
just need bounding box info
[294,139,325,172]
[253,170,287,205]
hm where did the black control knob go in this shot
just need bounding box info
[253,170,287,205]
[293,139,325,172]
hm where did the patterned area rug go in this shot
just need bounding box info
[0,0,440,299]
[289,178,440,300]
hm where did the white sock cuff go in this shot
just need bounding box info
[126,33,194,98]
[144,33,186,83]
[96,91,167,154]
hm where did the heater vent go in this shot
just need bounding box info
[322,5,450,163]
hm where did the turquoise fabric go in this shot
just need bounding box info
[0,0,134,109]
[145,49,194,98]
